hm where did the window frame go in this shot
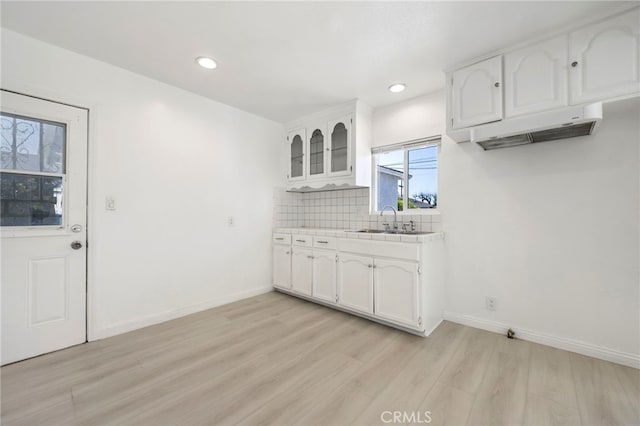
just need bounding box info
[371,136,440,215]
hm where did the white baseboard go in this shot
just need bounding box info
[93,286,274,340]
[444,311,640,369]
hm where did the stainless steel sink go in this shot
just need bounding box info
[354,229,386,234]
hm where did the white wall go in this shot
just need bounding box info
[372,92,445,147]
[373,90,640,365]
[1,29,285,339]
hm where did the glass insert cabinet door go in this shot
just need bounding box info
[328,115,351,176]
[308,126,325,176]
[288,129,306,181]
[1,112,66,227]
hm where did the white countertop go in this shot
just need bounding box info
[274,227,444,243]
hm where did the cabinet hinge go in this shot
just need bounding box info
[286,136,289,141]
[417,266,422,275]
[336,295,339,303]
[335,254,339,262]
[418,317,423,327]
[350,118,353,123]
[450,118,453,127]
[350,165,353,172]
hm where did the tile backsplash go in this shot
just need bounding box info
[273,187,441,233]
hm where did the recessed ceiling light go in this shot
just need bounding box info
[196,56,218,69]
[388,83,406,93]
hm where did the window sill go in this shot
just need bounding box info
[372,209,440,216]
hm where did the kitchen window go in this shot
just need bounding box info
[372,137,439,212]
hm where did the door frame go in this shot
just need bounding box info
[2,85,98,342]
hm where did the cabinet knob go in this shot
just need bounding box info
[494,82,500,88]
[571,61,578,68]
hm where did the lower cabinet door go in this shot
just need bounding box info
[312,249,337,303]
[272,245,291,289]
[291,248,313,296]
[337,253,374,314]
[373,258,420,328]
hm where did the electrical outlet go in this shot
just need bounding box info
[485,296,497,311]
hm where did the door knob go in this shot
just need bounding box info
[71,241,83,250]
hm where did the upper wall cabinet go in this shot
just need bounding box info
[446,7,640,143]
[451,55,503,129]
[504,35,569,118]
[288,129,306,182]
[569,8,640,104]
[328,115,351,177]
[308,124,327,178]
[285,100,372,191]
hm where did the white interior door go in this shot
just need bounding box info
[1,90,88,365]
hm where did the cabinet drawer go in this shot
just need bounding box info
[292,235,313,247]
[339,238,420,261]
[314,236,337,250]
[273,233,291,245]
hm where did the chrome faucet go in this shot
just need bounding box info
[379,205,398,230]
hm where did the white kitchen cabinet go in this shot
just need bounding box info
[291,247,313,296]
[337,252,374,314]
[273,231,444,336]
[570,8,640,104]
[287,128,306,182]
[272,245,291,290]
[504,36,569,118]
[312,249,337,304]
[307,123,327,178]
[451,55,503,129]
[374,258,420,328]
[285,100,371,191]
[327,115,351,177]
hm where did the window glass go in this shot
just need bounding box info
[1,113,65,173]
[374,144,438,212]
[376,150,405,211]
[407,146,438,209]
[0,173,63,226]
[1,113,66,227]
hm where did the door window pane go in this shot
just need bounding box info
[1,173,63,226]
[290,134,303,178]
[1,113,65,173]
[331,122,348,173]
[309,129,324,175]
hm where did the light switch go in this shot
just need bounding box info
[105,197,116,211]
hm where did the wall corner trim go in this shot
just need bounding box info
[443,311,640,369]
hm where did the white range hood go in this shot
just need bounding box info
[470,103,603,150]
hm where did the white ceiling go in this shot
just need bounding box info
[0,1,627,123]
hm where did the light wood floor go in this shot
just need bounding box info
[2,292,639,426]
